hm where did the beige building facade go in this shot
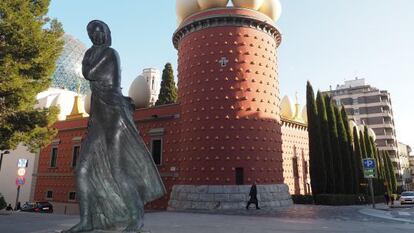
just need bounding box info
[398,142,413,190]
[325,78,401,182]
[0,144,39,207]
[409,155,414,190]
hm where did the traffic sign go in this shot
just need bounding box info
[362,158,377,178]
[363,158,375,169]
[15,177,26,186]
[17,168,26,177]
[17,159,28,168]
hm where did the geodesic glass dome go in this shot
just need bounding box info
[50,34,90,95]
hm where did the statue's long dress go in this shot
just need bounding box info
[79,47,165,229]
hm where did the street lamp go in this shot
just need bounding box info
[0,150,10,172]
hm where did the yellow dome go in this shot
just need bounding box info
[232,0,265,10]
[176,0,200,21]
[198,0,229,10]
[258,0,282,21]
[302,106,308,124]
[280,96,293,119]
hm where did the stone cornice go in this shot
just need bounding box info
[281,117,308,130]
[173,13,282,49]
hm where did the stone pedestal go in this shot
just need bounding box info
[168,184,292,210]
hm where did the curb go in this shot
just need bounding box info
[359,208,414,223]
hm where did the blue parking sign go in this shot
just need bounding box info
[362,158,377,178]
[363,158,376,169]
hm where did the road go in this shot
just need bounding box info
[0,204,413,233]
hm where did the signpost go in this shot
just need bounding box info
[15,158,28,210]
[362,158,377,208]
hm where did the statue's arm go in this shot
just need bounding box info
[82,49,93,80]
[83,48,116,81]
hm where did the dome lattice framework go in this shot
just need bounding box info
[51,34,90,95]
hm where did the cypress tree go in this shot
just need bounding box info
[352,127,363,194]
[379,151,389,194]
[385,151,397,194]
[316,92,335,193]
[334,106,354,194]
[325,95,344,193]
[0,0,64,151]
[370,139,384,194]
[364,126,373,158]
[382,151,393,195]
[375,148,386,194]
[359,130,367,159]
[340,106,357,194]
[155,63,178,106]
[306,81,327,195]
[359,130,369,194]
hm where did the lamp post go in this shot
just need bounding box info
[0,150,10,172]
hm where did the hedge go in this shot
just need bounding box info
[0,194,6,210]
[292,194,385,206]
[291,195,314,204]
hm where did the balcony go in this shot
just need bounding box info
[378,145,398,151]
[376,134,394,140]
[369,123,394,129]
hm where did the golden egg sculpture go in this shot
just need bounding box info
[198,0,229,10]
[128,75,152,109]
[176,0,200,21]
[280,95,293,119]
[232,0,265,10]
[177,16,183,26]
[258,0,282,21]
[83,92,91,114]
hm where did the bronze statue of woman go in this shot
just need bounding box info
[63,20,165,233]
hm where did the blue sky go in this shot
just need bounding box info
[48,0,414,149]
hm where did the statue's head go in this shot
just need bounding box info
[87,20,111,47]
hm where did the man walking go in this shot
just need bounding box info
[246,183,260,210]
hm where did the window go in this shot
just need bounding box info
[72,146,80,167]
[46,190,53,200]
[292,157,299,178]
[304,161,308,175]
[354,108,360,115]
[68,191,76,201]
[50,147,58,168]
[152,77,155,90]
[336,99,341,106]
[353,98,359,105]
[151,139,162,165]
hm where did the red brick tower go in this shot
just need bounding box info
[173,8,283,185]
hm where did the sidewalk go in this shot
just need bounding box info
[359,203,414,224]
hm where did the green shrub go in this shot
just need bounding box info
[0,194,6,210]
[313,194,385,205]
[291,195,314,204]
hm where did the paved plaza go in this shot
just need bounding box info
[1,204,414,233]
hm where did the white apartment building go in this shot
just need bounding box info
[325,78,401,182]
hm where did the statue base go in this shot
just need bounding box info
[56,230,150,233]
